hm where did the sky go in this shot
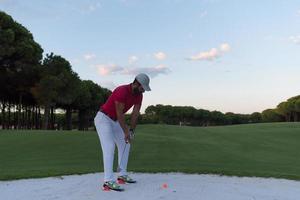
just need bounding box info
[1,0,300,114]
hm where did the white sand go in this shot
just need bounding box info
[1,173,300,200]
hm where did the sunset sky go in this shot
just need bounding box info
[1,0,300,113]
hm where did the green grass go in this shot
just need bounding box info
[0,130,102,180]
[1,122,300,181]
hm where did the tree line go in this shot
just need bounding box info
[0,11,111,130]
[139,105,260,126]
[139,95,300,126]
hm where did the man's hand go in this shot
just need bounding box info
[129,128,135,140]
[124,129,135,143]
[124,131,131,143]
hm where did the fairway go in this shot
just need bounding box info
[0,122,300,181]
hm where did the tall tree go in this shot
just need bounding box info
[0,11,43,129]
[276,101,293,122]
[294,98,300,122]
[287,95,300,122]
[32,53,77,129]
[54,66,81,130]
[31,75,62,129]
[261,109,284,122]
[249,112,262,123]
[74,80,111,130]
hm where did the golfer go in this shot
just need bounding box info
[94,73,151,191]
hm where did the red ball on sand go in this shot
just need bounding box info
[162,183,168,189]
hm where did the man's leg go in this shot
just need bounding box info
[94,112,115,182]
[113,122,130,177]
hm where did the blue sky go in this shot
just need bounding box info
[1,0,300,114]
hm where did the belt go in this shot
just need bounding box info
[100,109,117,121]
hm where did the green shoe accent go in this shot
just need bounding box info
[117,175,137,184]
[103,181,124,191]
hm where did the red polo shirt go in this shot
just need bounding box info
[100,84,143,120]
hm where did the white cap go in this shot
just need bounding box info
[135,73,151,91]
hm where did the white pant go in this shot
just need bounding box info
[94,111,130,182]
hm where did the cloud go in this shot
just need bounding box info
[96,64,124,75]
[68,1,102,14]
[189,48,219,61]
[188,43,231,61]
[84,54,96,60]
[154,52,167,60]
[128,56,138,64]
[87,2,101,12]
[289,35,300,44]
[123,65,171,78]
[220,43,231,52]
[95,63,171,78]
[88,5,96,11]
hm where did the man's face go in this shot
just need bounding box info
[133,82,145,95]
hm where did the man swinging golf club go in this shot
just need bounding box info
[94,73,151,191]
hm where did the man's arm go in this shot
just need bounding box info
[115,101,130,142]
[130,104,141,130]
